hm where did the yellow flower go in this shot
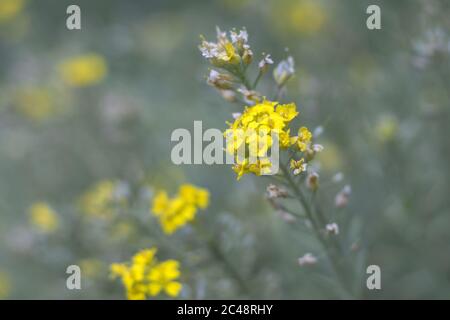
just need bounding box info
[14,87,56,121]
[29,202,59,233]
[0,0,24,23]
[110,221,134,240]
[275,103,298,121]
[289,0,326,35]
[178,184,210,209]
[110,248,182,300]
[151,184,209,234]
[225,100,304,179]
[78,180,119,219]
[290,158,307,175]
[79,259,103,279]
[316,142,343,172]
[148,260,182,297]
[59,54,107,87]
[292,126,312,152]
[0,271,11,299]
[152,191,169,214]
[375,115,398,143]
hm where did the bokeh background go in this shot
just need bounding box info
[0,0,449,299]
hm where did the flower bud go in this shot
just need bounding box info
[207,70,234,90]
[242,48,253,65]
[298,253,317,266]
[326,223,339,235]
[277,209,296,223]
[258,54,273,74]
[220,89,237,103]
[306,172,319,191]
[335,185,351,208]
[237,87,261,104]
[266,184,289,199]
[273,56,295,86]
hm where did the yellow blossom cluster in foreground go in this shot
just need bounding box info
[152,184,209,234]
[225,100,312,180]
[110,248,182,300]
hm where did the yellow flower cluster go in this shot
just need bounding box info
[78,180,122,219]
[225,100,312,179]
[152,184,209,234]
[29,202,59,233]
[59,54,107,87]
[110,248,182,300]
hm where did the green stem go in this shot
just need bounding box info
[252,70,263,90]
[193,222,251,295]
[279,163,353,297]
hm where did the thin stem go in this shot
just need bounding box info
[252,70,263,90]
[193,222,251,295]
[279,163,354,297]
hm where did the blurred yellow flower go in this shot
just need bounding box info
[0,271,11,299]
[79,180,119,219]
[316,142,343,172]
[59,54,107,87]
[151,184,209,234]
[79,259,103,279]
[289,0,326,34]
[14,87,56,121]
[271,0,326,36]
[0,0,24,23]
[29,202,59,233]
[375,115,398,143]
[110,221,134,240]
[110,248,182,300]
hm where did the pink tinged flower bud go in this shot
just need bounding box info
[266,184,289,199]
[335,185,351,208]
[306,172,319,191]
[220,90,237,102]
[277,210,296,223]
[298,253,318,266]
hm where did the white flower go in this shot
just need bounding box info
[258,54,274,69]
[326,223,339,235]
[230,28,248,44]
[312,144,324,153]
[332,172,344,183]
[200,41,218,59]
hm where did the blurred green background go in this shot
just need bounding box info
[0,0,449,299]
